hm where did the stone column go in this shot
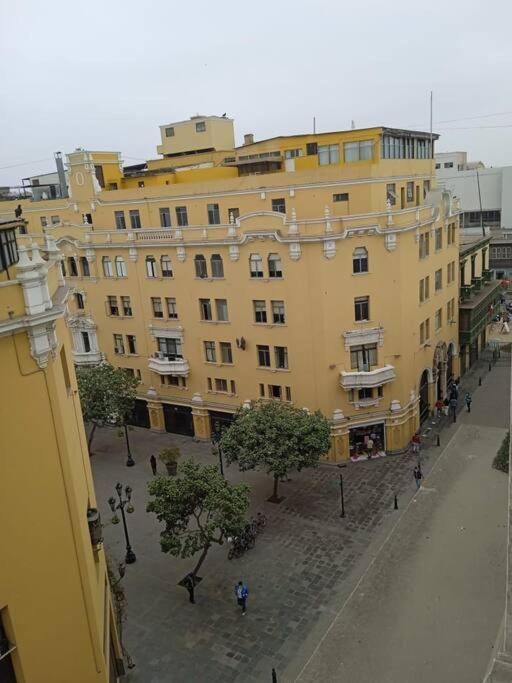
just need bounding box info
[191,393,211,441]
[146,390,165,432]
[328,410,349,462]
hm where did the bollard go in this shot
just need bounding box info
[479,377,482,386]
[436,434,440,447]
[394,494,398,510]
[272,668,278,683]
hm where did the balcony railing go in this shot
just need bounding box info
[340,364,396,390]
[72,350,104,366]
[148,353,189,376]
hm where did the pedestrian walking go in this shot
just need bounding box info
[450,396,458,423]
[443,396,450,416]
[413,465,422,490]
[150,454,157,476]
[435,399,444,418]
[184,573,195,604]
[411,432,421,454]
[465,392,472,413]
[235,580,249,615]
[366,437,374,458]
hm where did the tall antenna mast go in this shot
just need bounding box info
[430,90,434,184]
[313,117,316,134]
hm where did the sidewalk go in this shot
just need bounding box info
[291,352,511,683]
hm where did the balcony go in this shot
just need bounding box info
[72,350,104,366]
[340,365,396,390]
[148,353,190,376]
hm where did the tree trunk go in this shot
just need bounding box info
[273,474,279,500]
[191,544,210,578]
[87,423,97,455]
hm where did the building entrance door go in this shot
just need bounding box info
[163,404,194,436]
[419,369,430,423]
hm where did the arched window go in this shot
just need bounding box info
[68,257,78,276]
[352,247,368,273]
[161,255,173,278]
[210,254,224,278]
[102,256,113,277]
[80,256,90,277]
[268,253,282,278]
[146,256,157,278]
[249,253,263,278]
[194,254,208,278]
[75,292,85,309]
[115,256,127,277]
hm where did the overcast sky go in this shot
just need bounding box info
[1,0,512,186]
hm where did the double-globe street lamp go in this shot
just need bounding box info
[211,422,225,478]
[108,482,136,564]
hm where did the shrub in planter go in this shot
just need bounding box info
[493,432,510,474]
[159,447,181,476]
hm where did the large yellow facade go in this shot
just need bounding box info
[0,220,123,682]
[0,117,461,459]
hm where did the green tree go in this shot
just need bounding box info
[493,431,510,474]
[147,460,249,581]
[220,400,331,501]
[76,363,139,460]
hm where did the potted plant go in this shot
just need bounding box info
[159,447,181,476]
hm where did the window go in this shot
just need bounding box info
[425,318,430,340]
[268,253,282,278]
[102,257,113,277]
[68,257,78,276]
[435,268,443,291]
[114,334,124,354]
[269,384,282,399]
[204,341,216,362]
[447,261,455,284]
[271,198,286,214]
[423,179,430,199]
[353,247,368,273]
[254,300,267,323]
[350,344,377,371]
[176,206,188,226]
[435,163,441,169]
[406,182,414,202]
[194,254,208,278]
[220,342,232,363]
[121,296,132,316]
[215,299,228,321]
[129,210,141,229]
[354,296,369,321]
[81,331,91,353]
[257,345,271,367]
[166,297,178,319]
[159,207,171,227]
[138,181,145,188]
[157,337,182,359]
[250,253,263,278]
[435,228,442,250]
[207,203,220,225]
[200,298,212,320]
[207,377,212,390]
[275,346,288,369]
[51,215,60,225]
[386,183,396,206]
[228,208,240,221]
[109,182,118,190]
[75,292,84,309]
[115,211,126,230]
[230,380,236,394]
[80,256,90,277]
[306,142,318,155]
[285,148,303,159]
[272,300,285,324]
[285,386,292,401]
[419,232,430,259]
[435,308,442,331]
[161,375,180,386]
[333,193,349,202]
[419,276,430,303]
[196,121,206,132]
[127,335,137,354]
[318,144,340,165]
[447,298,455,322]
[420,323,425,345]
[61,260,66,277]
[444,162,453,168]
[146,256,157,277]
[107,295,118,315]
[115,256,127,277]
[344,140,373,161]
[165,126,175,137]
[215,378,228,392]
[259,383,265,397]
[40,216,48,227]
[151,297,163,318]
[211,254,224,278]
[161,255,173,277]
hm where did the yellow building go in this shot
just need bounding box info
[0,219,123,682]
[0,116,461,459]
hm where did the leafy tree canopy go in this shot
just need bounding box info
[76,363,138,427]
[147,460,249,576]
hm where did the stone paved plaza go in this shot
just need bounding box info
[90,350,507,683]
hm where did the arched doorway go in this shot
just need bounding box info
[433,342,447,400]
[419,369,430,423]
[447,343,455,392]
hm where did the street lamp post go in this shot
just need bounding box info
[212,422,225,478]
[108,483,136,564]
[124,424,135,467]
[337,463,347,518]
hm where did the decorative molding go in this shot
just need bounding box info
[229,245,240,261]
[176,246,186,262]
[343,326,384,350]
[385,233,397,251]
[323,239,336,259]
[289,242,301,260]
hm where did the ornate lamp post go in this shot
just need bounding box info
[211,422,225,478]
[108,483,136,564]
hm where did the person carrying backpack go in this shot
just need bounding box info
[413,465,423,490]
[235,580,249,615]
[465,392,472,413]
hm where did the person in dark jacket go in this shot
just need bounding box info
[150,454,157,475]
[235,581,249,615]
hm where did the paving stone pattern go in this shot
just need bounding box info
[90,350,508,683]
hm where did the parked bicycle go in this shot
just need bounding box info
[227,514,267,560]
